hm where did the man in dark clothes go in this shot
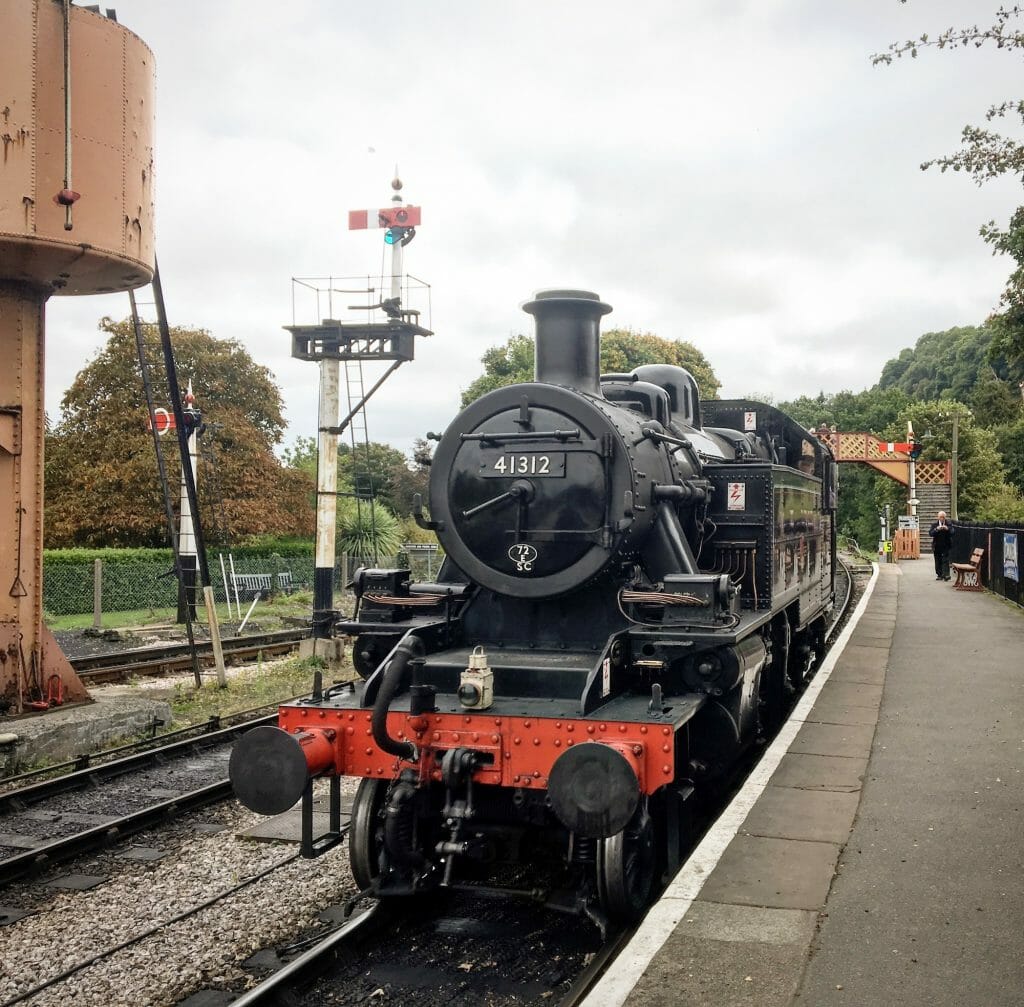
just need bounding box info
[929,511,953,580]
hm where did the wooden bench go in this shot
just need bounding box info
[951,548,984,592]
[232,572,272,598]
[275,571,294,594]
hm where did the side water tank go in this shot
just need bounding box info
[0,2,155,295]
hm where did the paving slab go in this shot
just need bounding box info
[827,659,887,686]
[61,812,119,826]
[769,752,867,793]
[118,845,166,861]
[843,634,891,652]
[789,721,875,759]
[699,835,839,911]
[591,559,1024,1007]
[802,700,879,727]
[625,898,825,1007]
[623,932,808,1007]
[850,613,895,629]
[741,786,860,845]
[817,680,883,709]
[191,822,228,835]
[178,992,236,1007]
[238,798,352,842]
[846,623,894,644]
[0,905,33,926]
[678,901,818,946]
[827,643,890,670]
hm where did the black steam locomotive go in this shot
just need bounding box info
[231,289,836,923]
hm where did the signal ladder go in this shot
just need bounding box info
[342,358,380,563]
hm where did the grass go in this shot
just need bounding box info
[45,589,331,632]
[3,654,355,781]
[47,606,181,631]
[164,653,336,731]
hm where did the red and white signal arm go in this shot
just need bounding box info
[146,408,175,436]
[348,205,422,230]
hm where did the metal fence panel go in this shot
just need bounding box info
[951,522,1024,609]
[42,549,444,618]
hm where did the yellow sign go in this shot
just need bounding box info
[883,540,893,553]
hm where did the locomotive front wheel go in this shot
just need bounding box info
[595,808,657,922]
[350,777,389,890]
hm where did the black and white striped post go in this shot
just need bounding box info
[313,358,339,639]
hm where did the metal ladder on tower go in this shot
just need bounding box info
[343,358,380,563]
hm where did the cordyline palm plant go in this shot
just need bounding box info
[336,498,403,562]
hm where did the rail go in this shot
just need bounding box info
[229,902,382,1006]
[68,627,309,684]
[0,714,279,885]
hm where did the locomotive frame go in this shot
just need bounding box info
[231,289,837,924]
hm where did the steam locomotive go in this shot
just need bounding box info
[230,289,837,923]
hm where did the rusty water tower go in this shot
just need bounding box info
[0,2,155,713]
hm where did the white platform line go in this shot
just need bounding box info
[581,564,881,1007]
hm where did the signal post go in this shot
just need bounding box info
[292,177,431,665]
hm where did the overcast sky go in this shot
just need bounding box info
[46,0,1023,454]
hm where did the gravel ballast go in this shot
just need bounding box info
[0,799,358,1007]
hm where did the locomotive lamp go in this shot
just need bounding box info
[458,645,493,709]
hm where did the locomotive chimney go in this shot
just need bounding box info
[523,289,612,396]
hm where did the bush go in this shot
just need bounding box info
[336,500,403,559]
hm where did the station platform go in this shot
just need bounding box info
[583,558,1024,1007]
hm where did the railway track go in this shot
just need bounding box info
[69,627,309,684]
[0,714,277,887]
[0,568,859,1002]
[228,892,616,1007]
[0,627,309,887]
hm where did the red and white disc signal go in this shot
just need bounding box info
[146,408,175,436]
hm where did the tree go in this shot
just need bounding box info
[781,387,915,549]
[600,330,721,399]
[460,328,721,407]
[873,8,1024,184]
[460,334,536,405]
[45,318,314,547]
[336,440,431,518]
[876,325,1023,424]
[970,374,1023,428]
[781,386,912,435]
[992,414,1024,493]
[874,7,1024,377]
[983,214,1024,382]
[878,327,990,400]
[281,435,317,480]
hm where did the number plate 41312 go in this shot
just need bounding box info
[481,452,566,478]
